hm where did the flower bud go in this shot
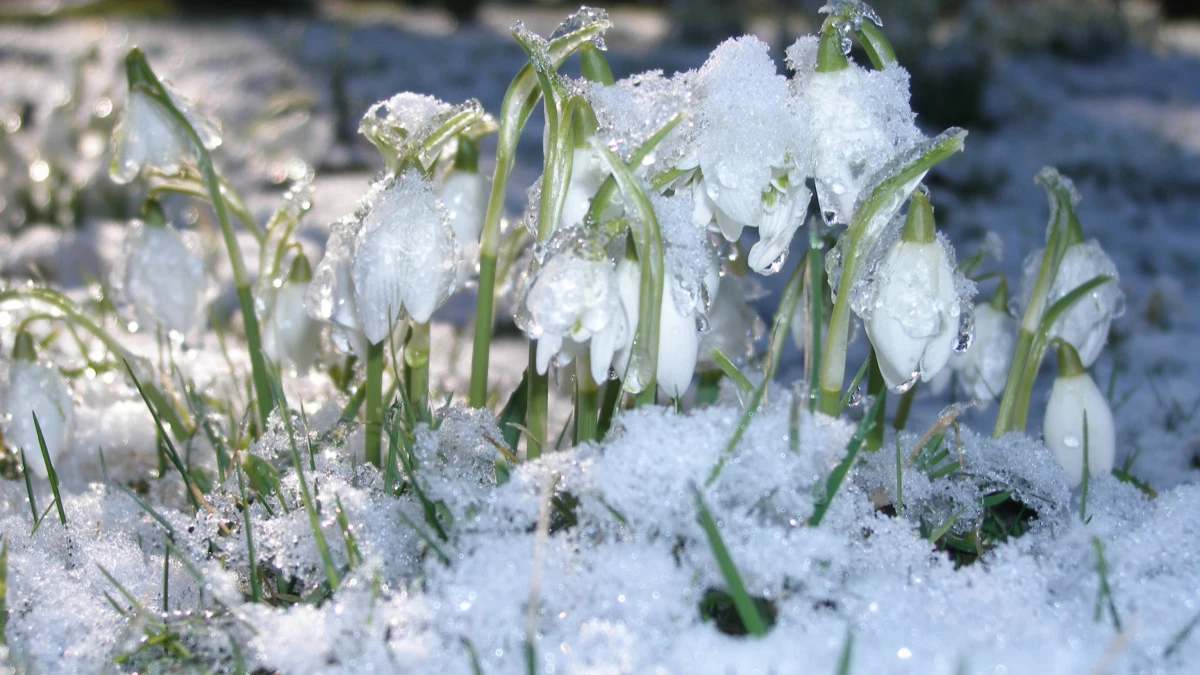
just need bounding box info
[1043,342,1115,487]
[115,207,212,337]
[264,255,322,373]
[3,334,74,479]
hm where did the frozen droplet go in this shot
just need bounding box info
[549,5,611,51]
[1062,434,1081,450]
[893,368,921,394]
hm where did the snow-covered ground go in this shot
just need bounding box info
[1,5,1199,674]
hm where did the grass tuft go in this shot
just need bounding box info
[692,483,772,637]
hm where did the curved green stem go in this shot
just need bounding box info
[404,321,431,421]
[365,340,384,467]
[468,19,611,408]
[574,355,599,445]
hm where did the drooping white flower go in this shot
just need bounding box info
[687,36,812,275]
[1043,342,1115,487]
[559,146,612,232]
[439,168,486,286]
[950,299,1015,403]
[787,35,921,227]
[518,252,628,385]
[861,194,965,393]
[2,334,73,479]
[115,207,212,337]
[613,258,702,399]
[263,255,323,373]
[1017,239,1122,367]
[352,172,459,342]
[110,79,222,184]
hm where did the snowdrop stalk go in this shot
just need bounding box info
[120,49,274,431]
[468,13,612,408]
[815,133,966,414]
[993,169,1111,436]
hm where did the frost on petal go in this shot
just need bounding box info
[864,239,962,392]
[588,70,694,176]
[116,220,211,337]
[2,361,74,478]
[307,216,367,358]
[352,172,459,341]
[519,253,626,377]
[794,51,921,226]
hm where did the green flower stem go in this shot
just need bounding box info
[404,321,431,419]
[147,176,261,242]
[468,20,611,408]
[365,340,385,467]
[126,49,273,432]
[817,130,967,415]
[526,342,548,459]
[592,143,665,400]
[807,230,825,413]
[992,169,1077,436]
[866,352,886,451]
[892,385,916,431]
[763,254,807,387]
[574,355,599,445]
[0,286,192,437]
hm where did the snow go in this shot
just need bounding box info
[1,4,1200,674]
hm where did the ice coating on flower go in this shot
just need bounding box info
[110,83,222,184]
[264,283,323,373]
[687,36,811,274]
[1044,370,1115,487]
[788,36,921,226]
[439,168,487,285]
[587,70,694,176]
[2,360,74,479]
[352,172,459,341]
[549,5,611,50]
[358,93,475,169]
[306,216,369,359]
[613,258,701,398]
[950,302,1015,402]
[863,237,963,392]
[654,192,720,317]
[1017,240,1123,367]
[116,220,212,337]
[519,253,627,384]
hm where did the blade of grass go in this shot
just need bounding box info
[115,483,177,538]
[809,395,882,527]
[235,464,263,603]
[124,360,200,512]
[32,413,67,526]
[835,628,854,675]
[1092,536,1122,630]
[706,371,769,487]
[19,449,38,524]
[691,484,768,637]
[711,348,754,395]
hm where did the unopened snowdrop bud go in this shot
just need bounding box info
[1017,231,1122,368]
[863,192,960,392]
[952,281,1015,402]
[117,199,212,337]
[2,332,74,479]
[520,253,627,384]
[111,48,222,184]
[1043,341,1115,487]
[352,171,460,343]
[264,254,323,373]
[614,258,702,399]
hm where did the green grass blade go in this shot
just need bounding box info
[19,449,38,524]
[809,395,882,527]
[123,360,200,512]
[32,413,67,526]
[115,483,177,538]
[692,484,769,636]
[835,628,854,675]
[706,373,770,487]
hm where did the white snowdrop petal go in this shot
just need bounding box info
[953,303,1015,402]
[439,170,487,245]
[265,283,323,372]
[1043,372,1116,487]
[656,288,701,399]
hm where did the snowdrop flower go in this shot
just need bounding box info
[308,172,459,352]
[263,254,322,373]
[1043,341,1115,487]
[862,193,964,393]
[306,216,369,360]
[950,288,1016,403]
[519,252,628,384]
[1017,238,1122,367]
[116,201,211,337]
[787,33,921,227]
[2,333,73,479]
[613,258,702,399]
[110,53,222,184]
[688,36,812,275]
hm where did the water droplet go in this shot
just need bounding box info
[894,369,921,394]
[1062,435,1081,449]
[695,315,710,333]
